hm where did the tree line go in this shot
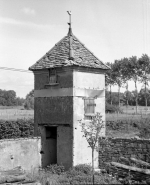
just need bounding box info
[0,89,24,106]
[1,53,150,111]
[106,89,150,106]
[0,89,34,109]
[105,54,150,113]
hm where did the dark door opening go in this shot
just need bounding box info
[42,126,57,167]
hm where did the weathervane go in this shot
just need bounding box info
[67,11,74,59]
[67,11,72,28]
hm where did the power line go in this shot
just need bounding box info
[0,67,32,73]
[0,66,51,76]
[0,66,50,75]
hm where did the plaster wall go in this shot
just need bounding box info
[0,137,41,172]
[73,71,106,168]
[73,71,105,90]
[73,97,99,168]
[73,70,105,127]
[57,126,73,170]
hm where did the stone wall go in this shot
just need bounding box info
[0,137,41,172]
[99,137,150,168]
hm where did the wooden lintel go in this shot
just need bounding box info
[38,124,70,127]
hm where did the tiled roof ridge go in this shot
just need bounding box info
[29,36,67,70]
[73,35,109,69]
[29,30,110,71]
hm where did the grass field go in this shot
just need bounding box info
[0,109,34,120]
[0,106,149,122]
[0,106,149,139]
[120,105,150,114]
[1,110,148,121]
[106,113,149,121]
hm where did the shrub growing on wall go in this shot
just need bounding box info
[0,119,34,139]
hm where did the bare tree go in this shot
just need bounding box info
[79,113,104,185]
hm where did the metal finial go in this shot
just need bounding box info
[67,11,74,60]
[67,11,71,28]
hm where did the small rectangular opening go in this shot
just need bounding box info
[49,69,58,84]
[46,127,57,139]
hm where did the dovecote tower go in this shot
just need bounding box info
[29,13,109,170]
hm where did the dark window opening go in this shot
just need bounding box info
[46,126,57,139]
[49,69,57,84]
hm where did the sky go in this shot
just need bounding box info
[0,0,150,98]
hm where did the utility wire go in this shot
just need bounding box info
[0,66,50,75]
[0,67,32,73]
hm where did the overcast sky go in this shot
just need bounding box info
[0,0,150,98]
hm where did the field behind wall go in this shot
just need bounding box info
[0,106,34,120]
[106,106,150,139]
[0,105,150,139]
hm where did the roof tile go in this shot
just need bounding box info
[29,31,109,71]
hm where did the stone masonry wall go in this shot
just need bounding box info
[99,137,150,168]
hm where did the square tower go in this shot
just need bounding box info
[29,25,109,170]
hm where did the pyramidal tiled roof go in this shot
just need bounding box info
[29,28,109,71]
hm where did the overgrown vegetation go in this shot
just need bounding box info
[106,117,150,139]
[43,164,65,175]
[32,164,120,185]
[0,119,34,139]
[106,103,122,113]
[0,116,150,140]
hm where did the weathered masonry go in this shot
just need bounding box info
[29,19,109,170]
[0,137,41,172]
[99,137,150,168]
